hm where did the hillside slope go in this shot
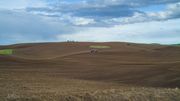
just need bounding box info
[0,42,180,88]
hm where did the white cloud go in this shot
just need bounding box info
[69,17,95,26]
[105,2,180,25]
[148,2,180,19]
[25,1,180,27]
[91,0,180,7]
[58,18,180,44]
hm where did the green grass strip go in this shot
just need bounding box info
[89,45,111,49]
[172,44,180,46]
[0,49,13,55]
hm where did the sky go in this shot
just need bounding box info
[0,0,180,45]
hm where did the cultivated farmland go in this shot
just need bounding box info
[0,42,180,101]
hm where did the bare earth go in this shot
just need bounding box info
[0,42,180,101]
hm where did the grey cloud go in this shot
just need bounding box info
[0,10,76,44]
[101,2,180,25]
[72,5,138,18]
[26,5,138,18]
[25,4,141,27]
[88,0,180,7]
[24,0,180,27]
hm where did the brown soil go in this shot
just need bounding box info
[0,42,180,101]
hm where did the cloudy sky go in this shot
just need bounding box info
[0,0,180,45]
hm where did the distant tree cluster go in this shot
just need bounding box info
[66,40,77,42]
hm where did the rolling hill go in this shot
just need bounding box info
[0,42,180,101]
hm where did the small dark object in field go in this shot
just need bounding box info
[90,49,98,54]
[127,43,130,46]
